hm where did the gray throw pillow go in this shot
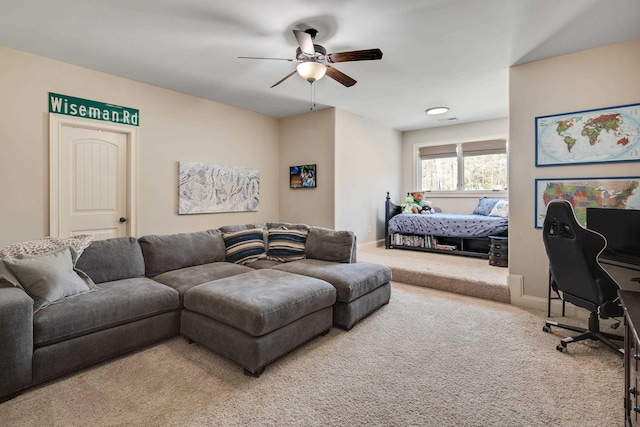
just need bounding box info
[0,234,93,289]
[0,261,21,289]
[3,246,96,312]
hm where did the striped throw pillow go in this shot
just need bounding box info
[267,228,308,262]
[222,228,266,265]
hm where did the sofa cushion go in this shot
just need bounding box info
[33,277,179,347]
[305,227,355,263]
[265,222,310,232]
[183,269,336,336]
[218,223,265,233]
[266,227,308,262]
[152,262,254,302]
[3,246,97,313]
[245,258,283,269]
[222,228,266,265]
[76,237,145,284]
[272,260,392,303]
[139,230,226,277]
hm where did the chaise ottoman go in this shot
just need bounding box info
[272,260,392,330]
[180,269,336,377]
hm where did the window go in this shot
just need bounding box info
[419,139,507,192]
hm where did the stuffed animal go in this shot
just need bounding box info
[420,199,435,214]
[401,195,416,214]
[409,191,435,214]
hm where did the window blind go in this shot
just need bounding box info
[461,139,507,156]
[418,144,457,160]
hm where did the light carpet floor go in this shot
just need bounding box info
[0,283,623,427]
[358,244,510,303]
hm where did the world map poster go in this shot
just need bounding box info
[536,103,640,166]
[534,177,640,228]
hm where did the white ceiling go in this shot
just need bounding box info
[1,0,639,131]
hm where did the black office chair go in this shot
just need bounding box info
[541,199,623,354]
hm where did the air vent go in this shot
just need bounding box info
[438,117,458,122]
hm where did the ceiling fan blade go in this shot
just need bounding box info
[293,30,315,56]
[238,56,294,61]
[270,70,298,88]
[326,66,357,87]
[326,49,383,63]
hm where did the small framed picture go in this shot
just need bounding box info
[290,164,316,189]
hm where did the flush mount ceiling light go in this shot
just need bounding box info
[426,107,449,115]
[296,61,327,83]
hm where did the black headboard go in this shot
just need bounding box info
[385,192,402,248]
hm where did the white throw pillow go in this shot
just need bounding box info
[489,200,509,218]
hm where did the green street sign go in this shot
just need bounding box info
[48,92,139,126]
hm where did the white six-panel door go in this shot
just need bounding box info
[50,114,138,240]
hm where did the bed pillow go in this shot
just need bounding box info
[222,228,266,265]
[489,200,509,218]
[3,246,97,312]
[267,227,308,262]
[472,198,500,216]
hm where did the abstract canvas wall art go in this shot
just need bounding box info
[179,161,259,214]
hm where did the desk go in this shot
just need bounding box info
[619,291,640,426]
[600,255,640,292]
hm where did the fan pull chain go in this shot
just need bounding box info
[310,82,314,111]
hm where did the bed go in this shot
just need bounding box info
[384,192,508,258]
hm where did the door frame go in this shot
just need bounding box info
[49,113,139,237]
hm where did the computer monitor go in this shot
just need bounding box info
[586,208,640,256]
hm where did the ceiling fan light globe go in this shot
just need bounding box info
[297,62,326,83]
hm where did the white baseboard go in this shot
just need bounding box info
[508,273,588,318]
[358,239,385,249]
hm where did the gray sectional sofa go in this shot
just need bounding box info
[0,223,391,400]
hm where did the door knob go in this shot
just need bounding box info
[119,217,127,223]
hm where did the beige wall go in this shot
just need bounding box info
[401,118,509,213]
[0,45,280,247]
[335,109,402,243]
[508,38,640,309]
[0,44,401,249]
[279,108,402,244]
[279,108,336,229]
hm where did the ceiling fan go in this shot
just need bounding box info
[239,29,383,88]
